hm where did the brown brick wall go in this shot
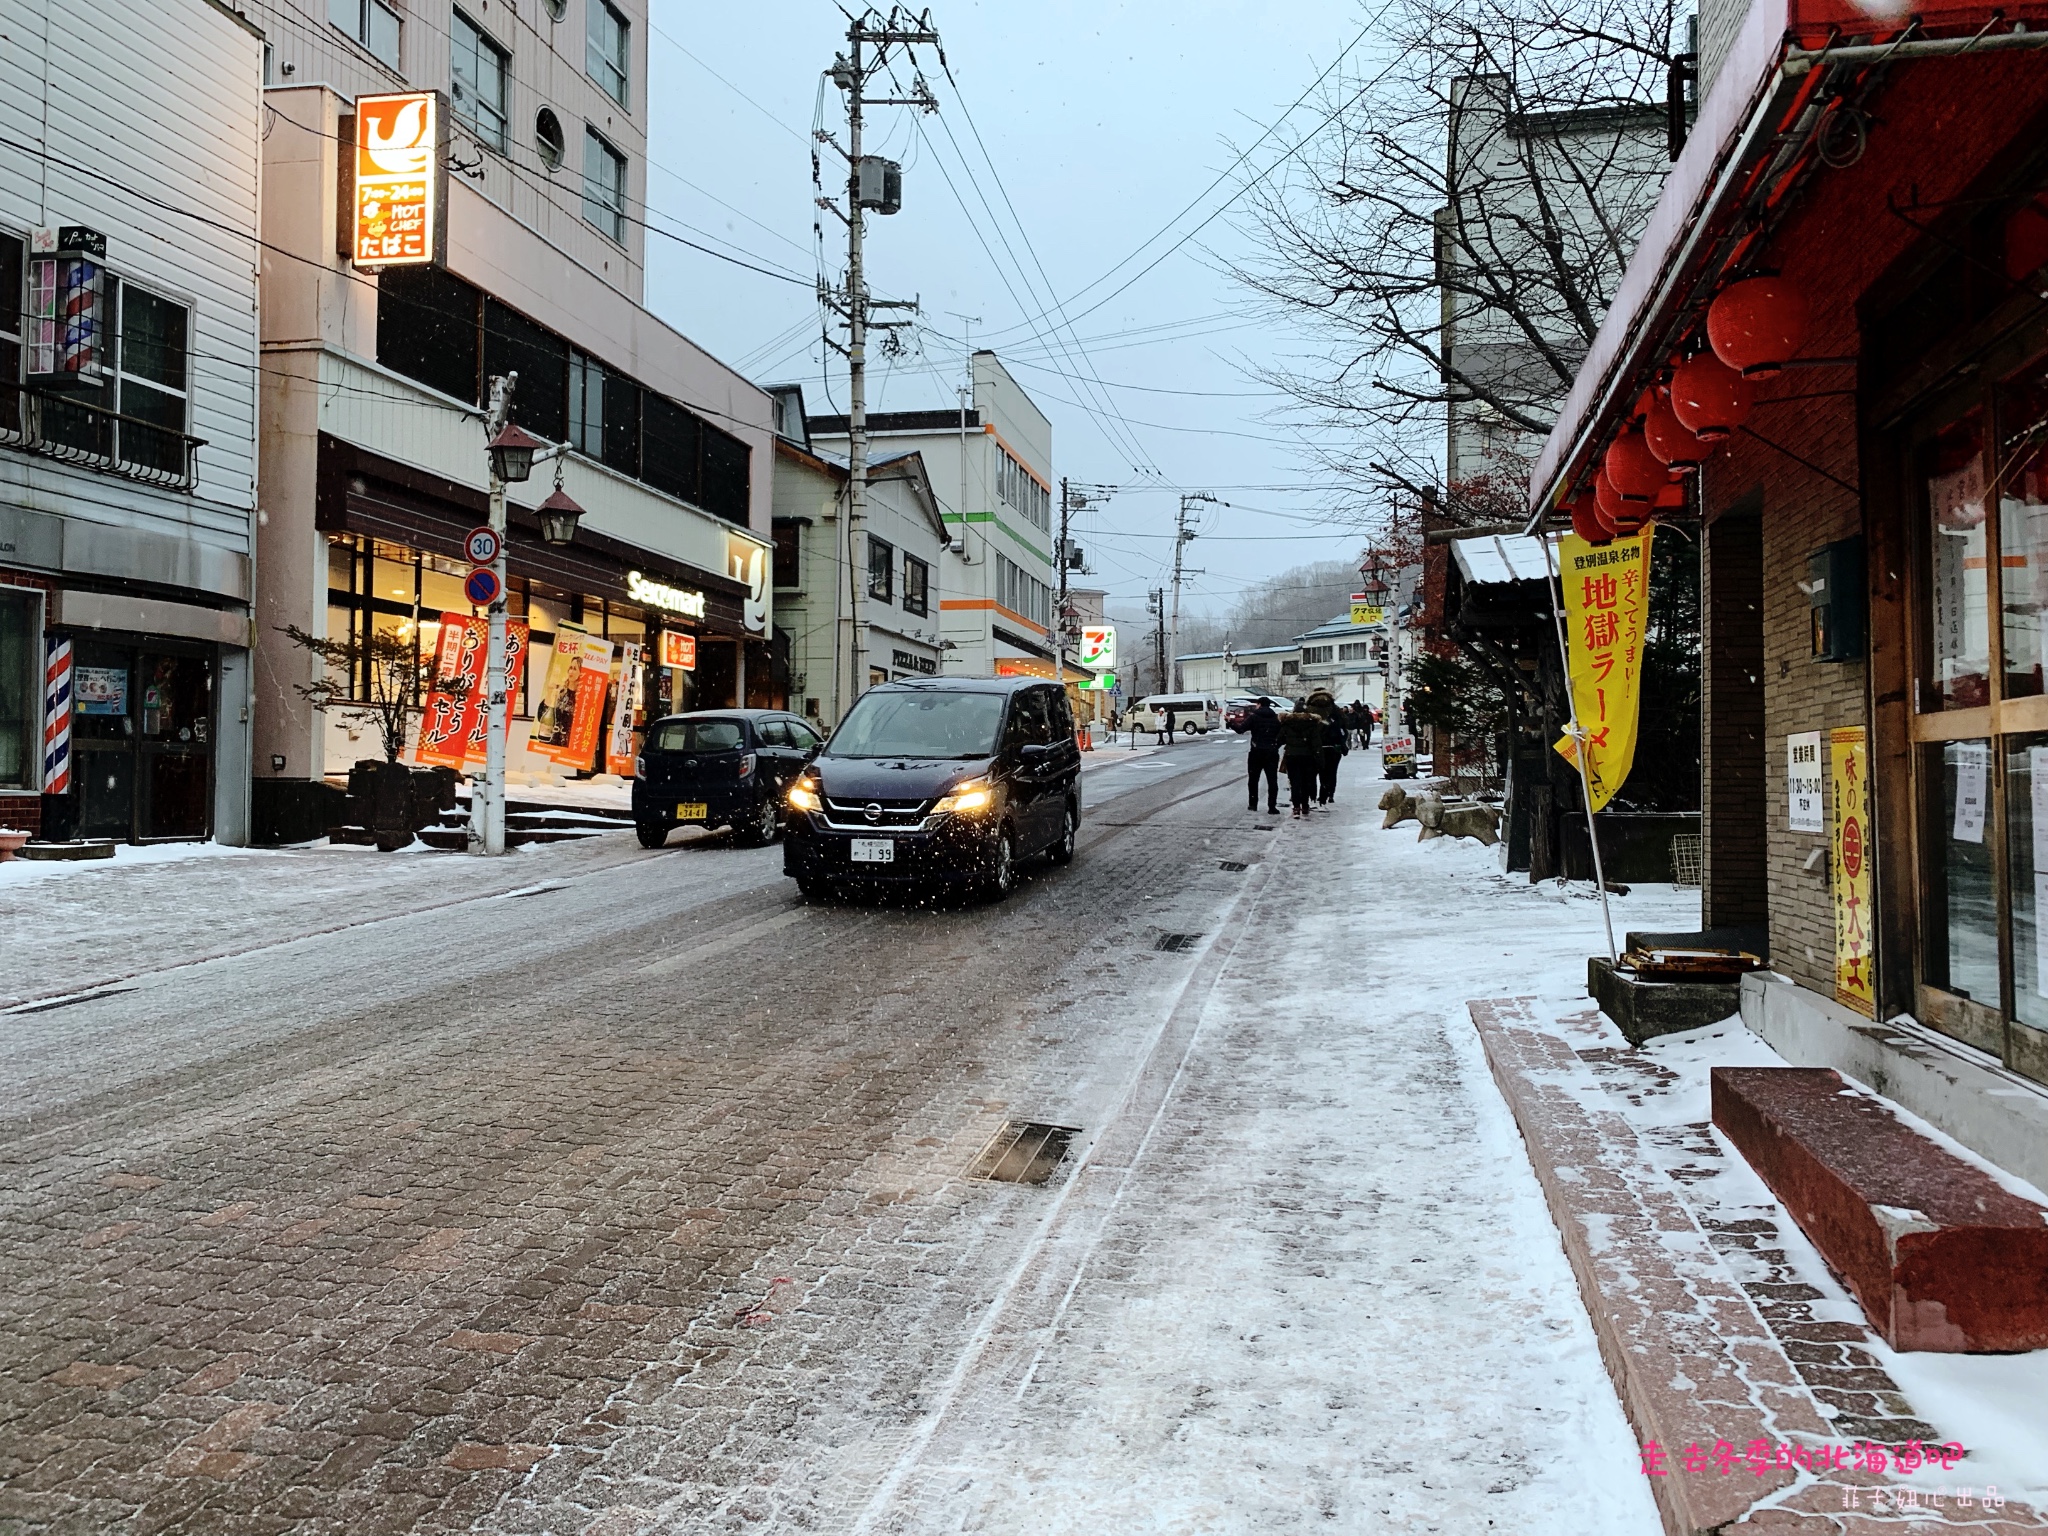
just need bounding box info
[1703,392,1867,998]
[0,793,42,837]
[1702,510,1766,927]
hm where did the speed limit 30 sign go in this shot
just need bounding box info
[463,525,501,565]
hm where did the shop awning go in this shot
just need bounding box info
[1526,0,2048,525]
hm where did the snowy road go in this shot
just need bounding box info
[1,740,1670,1534]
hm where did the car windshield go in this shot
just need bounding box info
[650,719,745,753]
[829,690,1006,758]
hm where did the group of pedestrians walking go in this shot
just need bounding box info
[1238,690,1372,818]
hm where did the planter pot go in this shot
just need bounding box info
[0,830,30,862]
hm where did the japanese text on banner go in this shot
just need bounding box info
[1830,725,1876,1018]
[1553,527,1653,813]
[413,612,528,769]
[606,642,644,778]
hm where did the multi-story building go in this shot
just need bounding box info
[1440,75,1667,484]
[245,0,775,835]
[808,351,1055,680]
[767,387,953,727]
[0,0,265,845]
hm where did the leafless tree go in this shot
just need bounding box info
[280,624,461,764]
[1235,0,1683,520]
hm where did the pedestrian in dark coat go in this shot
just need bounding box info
[1279,703,1324,817]
[1244,698,1281,814]
[1306,688,1346,804]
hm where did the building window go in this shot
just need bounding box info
[1239,662,1268,679]
[772,521,802,590]
[902,554,930,616]
[451,10,509,152]
[996,555,1050,630]
[113,284,191,477]
[1281,659,1300,676]
[568,352,605,457]
[0,233,20,439]
[1302,645,1334,664]
[483,298,568,442]
[583,129,627,244]
[868,536,894,604]
[1338,641,1370,660]
[330,0,402,71]
[377,265,482,404]
[0,587,37,789]
[586,0,629,106]
[536,108,566,170]
[994,448,1049,530]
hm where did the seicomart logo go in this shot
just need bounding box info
[627,570,706,619]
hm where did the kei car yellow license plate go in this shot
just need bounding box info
[676,802,708,821]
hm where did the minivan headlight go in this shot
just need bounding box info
[787,776,821,812]
[933,777,993,815]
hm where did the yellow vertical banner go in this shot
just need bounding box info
[1553,526,1654,812]
[1829,725,1876,1018]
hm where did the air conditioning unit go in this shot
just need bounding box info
[856,156,902,215]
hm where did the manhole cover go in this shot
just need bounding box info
[1218,860,1248,872]
[968,1121,1079,1184]
[1155,932,1202,952]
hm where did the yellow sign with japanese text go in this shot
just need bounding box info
[1553,527,1653,812]
[1350,602,1386,626]
[1829,725,1876,1018]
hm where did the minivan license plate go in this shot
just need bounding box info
[850,838,895,864]
[676,802,708,821]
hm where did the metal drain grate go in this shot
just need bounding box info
[968,1121,1079,1184]
[1155,932,1202,952]
[1218,860,1248,872]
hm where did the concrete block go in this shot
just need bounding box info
[1712,1066,2048,1351]
[1589,958,1742,1045]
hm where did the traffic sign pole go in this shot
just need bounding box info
[474,380,513,856]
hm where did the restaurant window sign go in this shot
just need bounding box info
[350,92,447,269]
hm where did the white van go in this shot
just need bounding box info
[1124,693,1224,735]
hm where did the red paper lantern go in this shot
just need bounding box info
[1594,468,1636,534]
[1669,351,1755,442]
[1643,391,1704,473]
[1568,490,1611,545]
[1706,276,1810,378]
[1605,426,1665,502]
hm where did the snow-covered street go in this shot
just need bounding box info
[3,739,1687,1533]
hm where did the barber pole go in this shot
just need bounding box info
[43,637,72,794]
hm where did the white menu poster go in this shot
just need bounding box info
[1952,741,1988,844]
[1787,731,1824,833]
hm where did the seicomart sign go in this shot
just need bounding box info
[627,570,707,620]
[350,92,447,269]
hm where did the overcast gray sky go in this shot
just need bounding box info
[640,0,1379,621]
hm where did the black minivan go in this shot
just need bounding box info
[782,678,1082,900]
[633,710,825,848]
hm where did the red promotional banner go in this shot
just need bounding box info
[414,612,529,769]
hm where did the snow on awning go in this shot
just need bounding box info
[1524,0,2048,526]
[1452,533,1555,588]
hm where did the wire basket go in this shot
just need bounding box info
[1670,832,1703,888]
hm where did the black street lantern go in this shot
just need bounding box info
[487,422,547,484]
[535,484,586,545]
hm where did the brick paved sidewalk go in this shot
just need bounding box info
[1473,996,2047,1535]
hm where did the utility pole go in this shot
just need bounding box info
[474,375,514,857]
[1147,587,1166,696]
[1170,491,1215,694]
[823,8,936,713]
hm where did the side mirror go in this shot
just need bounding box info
[1018,742,1051,761]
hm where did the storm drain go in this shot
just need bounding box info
[968,1121,1080,1184]
[1218,860,1248,872]
[1154,932,1203,952]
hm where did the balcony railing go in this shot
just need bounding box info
[0,384,204,490]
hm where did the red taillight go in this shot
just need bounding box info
[738,753,756,779]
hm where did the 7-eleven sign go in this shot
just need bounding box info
[1079,626,1115,668]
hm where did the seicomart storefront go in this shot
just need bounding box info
[1530,0,2048,1187]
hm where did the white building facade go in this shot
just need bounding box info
[808,351,1055,680]
[0,0,265,845]
[769,395,954,728]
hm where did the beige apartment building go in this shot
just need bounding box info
[245,0,775,838]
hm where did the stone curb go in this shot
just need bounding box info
[1469,996,2048,1535]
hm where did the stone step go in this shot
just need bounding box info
[415,826,607,851]
[1711,1065,2048,1352]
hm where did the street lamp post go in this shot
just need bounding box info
[473,374,584,856]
